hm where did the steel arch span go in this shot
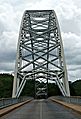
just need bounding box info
[12,10,70,98]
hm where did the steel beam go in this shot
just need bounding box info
[12,10,70,98]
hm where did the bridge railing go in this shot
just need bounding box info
[0,97,32,109]
[52,96,81,105]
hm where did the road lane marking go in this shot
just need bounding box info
[40,102,42,119]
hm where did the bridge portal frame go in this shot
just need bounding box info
[12,10,70,98]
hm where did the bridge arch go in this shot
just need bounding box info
[12,10,70,98]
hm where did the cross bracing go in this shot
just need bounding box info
[12,10,70,98]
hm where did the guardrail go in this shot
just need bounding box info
[0,97,33,109]
[51,96,81,105]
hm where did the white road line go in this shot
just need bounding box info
[40,101,43,119]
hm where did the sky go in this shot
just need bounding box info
[0,0,81,81]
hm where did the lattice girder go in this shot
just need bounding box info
[12,10,70,98]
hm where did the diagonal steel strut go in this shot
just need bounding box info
[12,10,70,98]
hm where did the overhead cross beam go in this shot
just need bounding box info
[12,10,70,98]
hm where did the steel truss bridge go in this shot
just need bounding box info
[12,10,70,98]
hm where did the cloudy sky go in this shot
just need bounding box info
[0,0,81,81]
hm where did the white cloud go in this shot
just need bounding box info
[0,31,18,50]
[55,0,81,35]
[0,31,18,68]
[0,3,18,32]
[62,32,81,81]
[0,62,15,72]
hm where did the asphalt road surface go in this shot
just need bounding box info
[1,99,81,119]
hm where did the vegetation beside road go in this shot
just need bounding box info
[0,74,81,98]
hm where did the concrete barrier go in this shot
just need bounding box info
[51,98,81,115]
[0,99,33,117]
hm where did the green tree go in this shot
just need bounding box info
[0,74,13,98]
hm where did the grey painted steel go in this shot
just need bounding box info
[53,96,81,105]
[12,10,70,98]
[0,97,31,109]
[1,99,81,119]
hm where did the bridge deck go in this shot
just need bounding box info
[1,99,81,119]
